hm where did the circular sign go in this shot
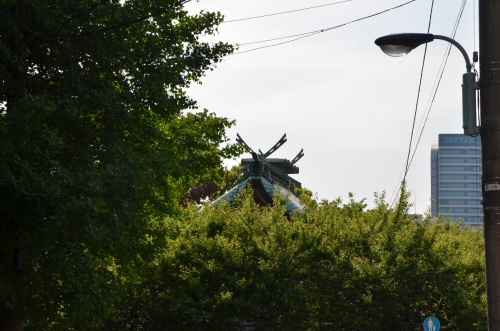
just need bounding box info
[423,316,440,331]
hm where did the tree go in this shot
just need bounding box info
[111,190,486,330]
[0,0,239,329]
[181,164,243,204]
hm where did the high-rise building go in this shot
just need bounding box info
[430,134,482,226]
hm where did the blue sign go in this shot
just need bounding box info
[442,136,475,144]
[424,316,440,331]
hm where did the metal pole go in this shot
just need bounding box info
[433,35,473,72]
[479,0,500,329]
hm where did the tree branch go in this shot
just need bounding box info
[54,0,109,39]
[57,0,194,39]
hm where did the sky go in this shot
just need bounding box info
[185,0,478,214]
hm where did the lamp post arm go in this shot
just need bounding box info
[433,34,472,72]
[432,35,478,135]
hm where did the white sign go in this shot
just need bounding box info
[485,183,500,191]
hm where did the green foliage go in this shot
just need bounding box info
[219,164,244,193]
[111,189,486,330]
[0,2,487,329]
[0,0,240,328]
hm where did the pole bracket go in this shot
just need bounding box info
[481,125,500,132]
[478,79,500,86]
[483,197,500,205]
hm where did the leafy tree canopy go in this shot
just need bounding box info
[110,190,486,330]
[0,0,240,328]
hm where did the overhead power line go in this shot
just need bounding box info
[223,0,352,23]
[388,0,435,210]
[388,0,469,209]
[232,0,416,55]
[408,0,469,167]
[238,32,321,46]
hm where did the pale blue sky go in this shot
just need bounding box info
[186,0,478,214]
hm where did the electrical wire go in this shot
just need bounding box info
[408,0,467,168]
[389,0,435,210]
[475,65,481,127]
[238,31,321,46]
[231,0,416,55]
[391,0,467,208]
[389,0,469,209]
[223,0,352,23]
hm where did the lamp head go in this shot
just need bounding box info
[375,33,434,57]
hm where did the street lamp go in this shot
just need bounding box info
[374,33,479,136]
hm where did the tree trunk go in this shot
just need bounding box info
[0,313,23,331]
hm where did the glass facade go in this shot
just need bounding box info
[431,134,483,226]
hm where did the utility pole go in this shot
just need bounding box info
[479,0,500,329]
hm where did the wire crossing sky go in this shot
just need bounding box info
[187,0,478,214]
[223,0,353,23]
[388,0,470,208]
[232,0,417,54]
